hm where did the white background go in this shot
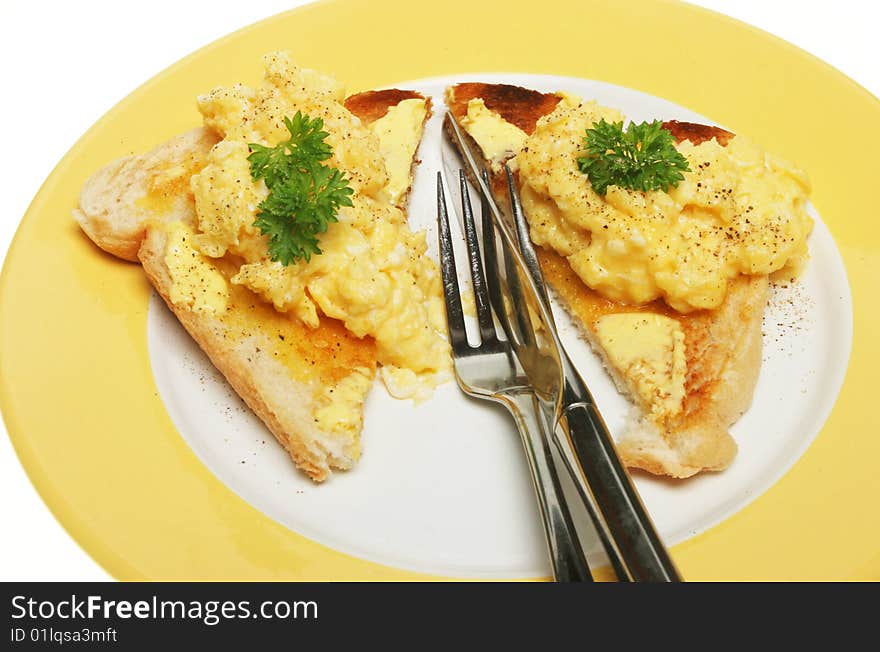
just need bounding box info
[0,0,877,581]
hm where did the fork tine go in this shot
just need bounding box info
[477,169,536,352]
[458,171,497,345]
[504,245,539,353]
[436,172,468,351]
[505,164,551,309]
[479,170,510,342]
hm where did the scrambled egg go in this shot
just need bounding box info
[514,95,813,312]
[461,99,528,168]
[313,370,375,435]
[369,98,428,206]
[456,90,814,427]
[164,222,228,314]
[168,52,449,398]
[594,313,686,421]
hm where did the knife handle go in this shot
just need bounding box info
[558,402,682,582]
[506,392,593,582]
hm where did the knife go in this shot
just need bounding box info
[442,113,681,582]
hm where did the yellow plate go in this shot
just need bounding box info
[1,0,878,581]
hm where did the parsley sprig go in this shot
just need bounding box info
[576,120,691,195]
[248,112,353,265]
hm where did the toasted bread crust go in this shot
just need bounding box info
[662,120,733,146]
[446,83,561,134]
[446,82,768,477]
[344,89,428,124]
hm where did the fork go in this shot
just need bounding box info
[439,129,681,580]
[437,171,592,582]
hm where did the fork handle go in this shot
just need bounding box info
[506,392,593,582]
[558,402,682,582]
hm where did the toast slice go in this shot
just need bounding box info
[446,82,770,478]
[76,90,431,262]
[140,225,378,479]
[74,127,219,261]
[76,86,432,481]
[345,88,432,209]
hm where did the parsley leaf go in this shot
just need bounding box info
[576,119,691,195]
[247,111,352,265]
